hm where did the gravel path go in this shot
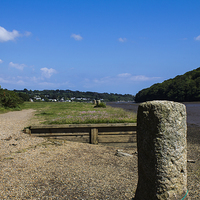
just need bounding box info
[0,109,36,140]
[0,109,138,199]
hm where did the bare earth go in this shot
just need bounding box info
[0,103,199,199]
[0,109,138,199]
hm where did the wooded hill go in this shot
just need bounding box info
[135,67,200,103]
[14,89,134,102]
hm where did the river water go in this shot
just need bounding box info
[107,102,200,127]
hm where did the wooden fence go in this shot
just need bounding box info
[28,123,137,145]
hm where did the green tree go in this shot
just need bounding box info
[0,89,24,108]
[135,67,200,102]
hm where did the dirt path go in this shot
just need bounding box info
[0,109,45,157]
[0,109,36,140]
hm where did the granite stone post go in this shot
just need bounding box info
[97,100,101,105]
[134,101,188,200]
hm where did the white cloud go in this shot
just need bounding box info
[84,73,161,88]
[17,80,25,85]
[118,74,160,81]
[118,73,160,81]
[0,26,32,42]
[93,76,111,84]
[118,38,127,42]
[0,26,21,42]
[30,76,40,82]
[0,77,9,83]
[71,34,83,41]
[118,73,131,77]
[0,75,59,88]
[130,75,153,81]
[0,76,30,86]
[41,67,57,78]
[38,82,57,86]
[194,35,200,41]
[38,80,73,88]
[24,31,32,37]
[0,59,3,64]
[9,62,26,70]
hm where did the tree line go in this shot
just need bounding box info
[13,89,134,102]
[135,67,200,103]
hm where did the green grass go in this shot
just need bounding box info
[0,105,22,114]
[21,102,137,124]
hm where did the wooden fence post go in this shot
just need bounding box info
[90,128,98,144]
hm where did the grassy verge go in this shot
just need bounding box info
[0,106,22,114]
[21,102,137,124]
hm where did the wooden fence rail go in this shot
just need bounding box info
[28,123,137,145]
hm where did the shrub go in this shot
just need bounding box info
[0,89,24,108]
[94,102,106,108]
[18,92,30,101]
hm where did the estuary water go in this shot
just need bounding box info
[107,102,200,127]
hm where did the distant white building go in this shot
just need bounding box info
[35,97,41,101]
[60,97,65,102]
[49,99,57,102]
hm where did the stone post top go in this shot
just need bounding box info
[140,100,183,105]
[139,100,186,109]
[138,100,186,124]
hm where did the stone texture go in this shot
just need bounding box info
[97,100,101,105]
[134,101,188,200]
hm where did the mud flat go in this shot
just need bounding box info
[107,101,200,127]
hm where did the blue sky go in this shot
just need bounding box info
[0,0,200,95]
